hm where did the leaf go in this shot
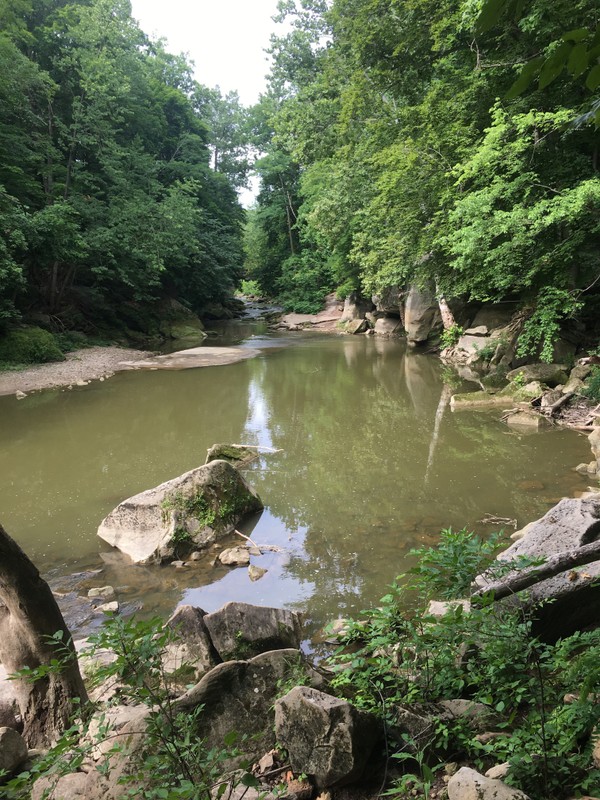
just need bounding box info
[475,0,507,35]
[586,64,600,92]
[539,43,571,89]
[567,43,589,78]
[562,28,591,43]
[506,57,544,99]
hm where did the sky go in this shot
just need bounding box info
[129,0,284,106]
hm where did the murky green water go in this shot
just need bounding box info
[0,330,592,639]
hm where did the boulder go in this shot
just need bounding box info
[404,284,441,344]
[205,443,257,465]
[203,601,302,660]
[176,649,319,765]
[448,767,530,800]
[477,497,600,640]
[390,701,499,752]
[248,565,268,581]
[590,428,600,469]
[340,292,373,323]
[97,460,263,564]
[219,546,250,566]
[464,325,489,336]
[163,605,220,683]
[0,725,28,775]
[344,318,368,335]
[374,317,403,336]
[505,410,551,431]
[506,363,569,387]
[158,298,206,341]
[275,686,380,788]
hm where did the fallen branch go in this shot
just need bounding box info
[479,514,518,529]
[231,444,284,453]
[235,530,283,553]
[472,539,600,603]
[541,391,574,416]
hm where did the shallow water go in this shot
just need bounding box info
[0,329,592,639]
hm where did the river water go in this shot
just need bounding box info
[0,324,592,641]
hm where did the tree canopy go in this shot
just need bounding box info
[0,0,249,336]
[245,0,600,350]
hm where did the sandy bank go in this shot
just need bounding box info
[0,344,261,397]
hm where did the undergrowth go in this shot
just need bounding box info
[329,528,600,800]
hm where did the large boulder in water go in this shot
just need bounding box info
[97,460,263,564]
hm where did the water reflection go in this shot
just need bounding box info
[0,332,592,638]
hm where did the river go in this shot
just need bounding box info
[0,323,592,642]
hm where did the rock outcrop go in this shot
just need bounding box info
[97,460,263,564]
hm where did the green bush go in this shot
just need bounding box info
[329,528,600,800]
[582,366,600,403]
[0,326,64,365]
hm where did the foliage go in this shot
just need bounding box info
[582,366,600,402]
[247,0,600,347]
[440,324,463,349]
[0,326,65,365]
[329,528,600,800]
[2,616,258,800]
[0,0,248,340]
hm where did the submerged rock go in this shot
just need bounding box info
[97,460,263,564]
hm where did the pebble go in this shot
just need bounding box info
[15,390,27,399]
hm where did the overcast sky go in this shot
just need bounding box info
[129,0,284,106]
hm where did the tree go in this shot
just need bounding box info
[0,523,88,747]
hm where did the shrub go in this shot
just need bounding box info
[0,326,64,365]
[582,366,600,403]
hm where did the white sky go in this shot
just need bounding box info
[129,0,284,106]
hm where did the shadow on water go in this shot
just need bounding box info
[0,330,592,638]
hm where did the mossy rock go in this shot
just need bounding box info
[205,443,257,465]
[0,326,64,365]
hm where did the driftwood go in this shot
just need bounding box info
[472,539,600,603]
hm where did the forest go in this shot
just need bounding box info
[1,0,599,361]
[247,0,600,357]
[0,0,249,345]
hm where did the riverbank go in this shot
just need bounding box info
[0,346,152,397]
[0,343,265,397]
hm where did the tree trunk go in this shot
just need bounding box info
[0,523,88,747]
[472,539,600,604]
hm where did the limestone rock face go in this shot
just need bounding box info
[448,767,530,800]
[163,605,220,682]
[275,686,380,788]
[97,460,263,564]
[340,292,373,322]
[404,284,442,344]
[175,649,318,765]
[203,601,302,660]
[0,725,28,774]
[372,286,402,314]
[478,497,600,640]
[374,317,403,336]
